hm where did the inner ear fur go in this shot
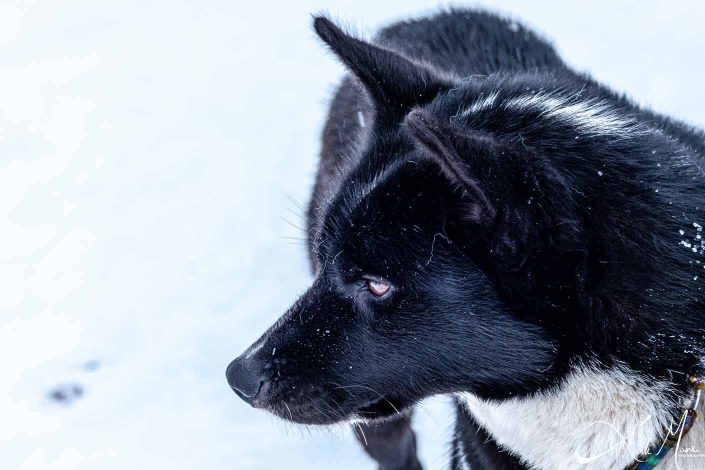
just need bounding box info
[403,108,549,273]
[404,109,497,225]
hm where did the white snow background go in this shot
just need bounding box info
[1,1,704,469]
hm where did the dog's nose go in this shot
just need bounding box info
[226,356,265,405]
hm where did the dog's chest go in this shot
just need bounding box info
[456,365,705,469]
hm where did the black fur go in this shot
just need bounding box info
[227,9,705,469]
[452,400,524,469]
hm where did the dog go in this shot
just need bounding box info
[227,9,705,469]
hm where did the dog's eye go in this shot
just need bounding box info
[366,279,391,297]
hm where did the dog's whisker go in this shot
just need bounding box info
[285,205,304,220]
[280,236,307,241]
[283,402,294,420]
[356,423,368,446]
[286,195,305,213]
[281,217,306,233]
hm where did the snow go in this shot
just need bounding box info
[1,1,704,469]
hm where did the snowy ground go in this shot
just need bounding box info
[2,1,704,469]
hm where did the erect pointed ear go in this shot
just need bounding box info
[404,109,496,223]
[313,17,453,121]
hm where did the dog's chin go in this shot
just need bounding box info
[267,403,343,425]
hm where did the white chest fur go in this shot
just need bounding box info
[457,364,705,469]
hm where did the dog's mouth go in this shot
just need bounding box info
[264,392,409,425]
[354,395,407,420]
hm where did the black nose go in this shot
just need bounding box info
[226,356,264,405]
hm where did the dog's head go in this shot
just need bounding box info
[225,17,630,424]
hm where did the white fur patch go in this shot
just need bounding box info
[461,91,500,117]
[357,110,366,128]
[457,363,684,469]
[502,92,642,137]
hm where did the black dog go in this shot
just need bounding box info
[227,9,705,469]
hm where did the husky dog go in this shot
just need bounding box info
[227,9,705,469]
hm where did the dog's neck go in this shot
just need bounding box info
[457,363,703,469]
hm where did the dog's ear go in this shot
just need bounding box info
[405,109,542,273]
[404,109,497,224]
[313,17,453,122]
